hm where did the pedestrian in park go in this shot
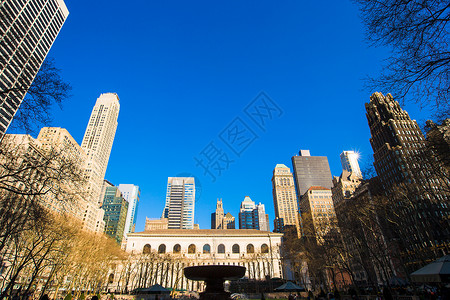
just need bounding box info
[91,296,98,300]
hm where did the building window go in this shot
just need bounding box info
[173,244,181,254]
[261,244,269,253]
[188,244,196,254]
[203,244,211,254]
[143,244,151,254]
[247,244,254,253]
[232,244,240,254]
[158,244,166,254]
[218,244,225,253]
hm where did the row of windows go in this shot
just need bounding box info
[142,243,270,255]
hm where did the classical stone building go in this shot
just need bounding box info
[110,229,283,293]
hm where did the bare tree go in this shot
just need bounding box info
[354,0,450,114]
[7,58,72,135]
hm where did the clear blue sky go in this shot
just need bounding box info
[39,0,432,231]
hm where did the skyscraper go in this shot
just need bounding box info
[365,92,450,272]
[238,196,269,231]
[299,186,338,244]
[81,93,120,204]
[35,127,105,233]
[211,198,236,229]
[211,198,224,229]
[162,177,195,229]
[102,186,128,245]
[291,150,333,197]
[271,164,300,233]
[118,184,140,236]
[340,151,362,178]
[0,0,69,139]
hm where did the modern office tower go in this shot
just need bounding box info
[162,177,195,229]
[102,186,129,244]
[299,186,338,244]
[98,179,114,207]
[81,93,120,204]
[238,196,269,231]
[0,0,69,139]
[340,151,362,178]
[223,212,236,229]
[331,170,362,210]
[365,92,450,271]
[211,199,225,229]
[118,184,140,236]
[291,150,333,198]
[239,196,257,229]
[272,164,300,234]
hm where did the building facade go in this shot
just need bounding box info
[271,164,300,234]
[291,150,333,198]
[340,151,362,179]
[211,199,235,229]
[223,212,236,229]
[238,196,269,231]
[118,184,140,236]
[0,0,69,139]
[111,229,283,293]
[211,198,224,229]
[162,177,195,229]
[299,186,338,244]
[81,93,120,204]
[102,186,128,244]
[145,218,169,231]
[331,170,362,210]
[365,92,450,273]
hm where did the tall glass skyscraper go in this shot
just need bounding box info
[102,186,128,245]
[81,93,120,204]
[291,149,332,197]
[162,177,195,229]
[118,184,140,235]
[0,0,69,139]
[238,196,269,231]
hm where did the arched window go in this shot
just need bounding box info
[158,244,166,254]
[108,274,114,284]
[173,244,181,254]
[232,244,240,254]
[203,244,211,254]
[188,244,196,254]
[218,244,225,253]
[143,244,151,254]
[261,244,269,253]
[247,244,254,253]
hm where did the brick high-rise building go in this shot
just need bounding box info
[0,0,69,139]
[365,92,450,273]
